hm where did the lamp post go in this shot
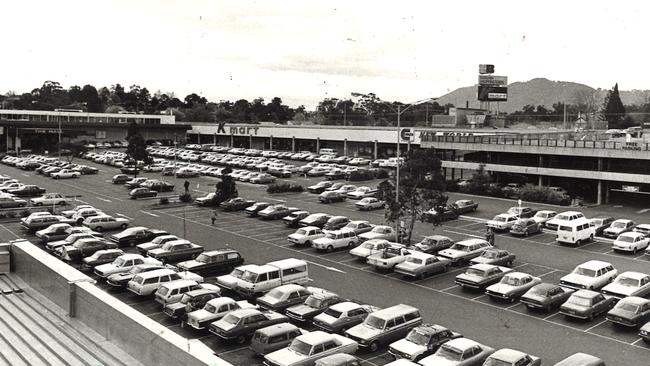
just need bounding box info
[393,98,437,242]
[58,118,62,159]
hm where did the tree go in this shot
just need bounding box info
[214,166,238,204]
[602,83,626,129]
[467,163,490,195]
[125,122,152,167]
[59,142,88,163]
[376,148,448,244]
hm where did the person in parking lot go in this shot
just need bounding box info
[184,180,190,193]
[486,226,495,246]
[211,211,217,225]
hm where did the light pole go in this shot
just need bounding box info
[393,98,437,242]
[58,118,61,159]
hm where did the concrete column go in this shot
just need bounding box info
[213,133,217,145]
[451,168,455,180]
[597,180,603,205]
[292,136,296,153]
[316,138,320,153]
[597,157,603,171]
[407,140,411,152]
[269,135,273,150]
[605,181,610,204]
[249,135,253,148]
[197,134,201,145]
[15,135,21,154]
[538,155,543,167]
[343,139,348,156]
[538,175,543,187]
[373,140,378,160]
[230,134,234,147]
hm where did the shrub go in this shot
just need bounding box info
[374,169,389,179]
[348,169,375,181]
[5,211,15,218]
[159,197,169,205]
[267,183,304,193]
[445,179,459,192]
[486,184,504,198]
[179,193,193,203]
[20,209,31,218]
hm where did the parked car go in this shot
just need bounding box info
[394,252,451,279]
[245,202,271,217]
[612,232,649,253]
[94,253,162,279]
[194,193,217,206]
[532,210,558,227]
[250,323,307,357]
[423,206,459,223]
[250,173,276,184]
[366,246,412,271]
[633,223,650,237]
[176,249,244,275]
[552,353,606,366]
[288,226,326,247]
[358,225,399,242]
[21,214,75,232]
[437,239,492,266]
[125,177,148,188]
[283,211,310,227]
[136,234,180,255]
[502,183,524,198]
[560,290,616,321]
[354,197,385,211]
[144,180,175,192]
[82,214,129,232]
[507,206,536,219]
[220,197,256,211]
[545,211,586,231]
[346,187,377,200]
[486,214,518,232]
[163,287,222,320]
[418,338,494,366]
[520,283,574,312]
[256,284,315,312]
[110,226,168,247]
[129,187,157,199]
[450,200,478,214]
[319,191,347,204]
[285,290,344,323]
[341,221,374,236]
[412,235,454,255]
[313,302,379,334]
[601,271,650,300]
[210,308,289,344]
[104,263,169,289]
[9,185,46,197]
[483,349,542,366]
[559,260,618,291]
[591,216,616,236]
[44,231,102,252]
[259,204,300,220]
[603,219,636,239]
[349,239,394,260]
[455,264,514,290]
[185,296,257,331]
[388,324,462,362]
[56,238,119,263]
[299,213,332,228]
[80,249,125,270]
[606,296,650,327]
[313,230,359,252]
[147,239,204,264]
[323,216,351,231]
[263,331,358,366]
[469,248,515,267]
[485,272,542,303]
[509,219,542,236]
[307,181,334,194]
[51,169,81,179]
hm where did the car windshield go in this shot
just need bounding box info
[615,276,640,287]
[179,294,191,304]
[483,358,513,366]
[494,216,507,222]
[266,288,284,300]
[323,308,342,318]
[617,236,635,243]
[195,254,209,262]
[535,212,548,218]
[573,267,597,277]
[529,286,551,296]
[230,268,244,278]
[615,302,640,313]
[304,296,323,308]
[612,222,627,229]
[364,315,385,330]
[465,268,486,276]
[568,295,592,307]
[449,244,469,252]
[501,276,522,286]
[113,257,126,267]
[405,330,431,346]
[592,219,604,225]
[204,303,217,313]
[360,243,375,249]
[406,257,423,264]
[161,243,174,250]
[436,345,463,361]
[221,313,240,325]
[482,251,498,259]
[325,232,336,239]
[289,339,312,355]
[241,271,258,282]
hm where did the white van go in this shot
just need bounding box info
[128,268,202,296]
[235,258,310,298]
[319,148,337,156]
[556,218,595,245]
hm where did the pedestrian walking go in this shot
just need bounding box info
[184,180,190,193]
[211,212,217,225]
[486,227,495,246]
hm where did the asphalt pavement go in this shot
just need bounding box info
[1,156,649,365]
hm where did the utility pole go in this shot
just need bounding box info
[343,104,347,126]
[395,105,401,242]
[563,103,567,130]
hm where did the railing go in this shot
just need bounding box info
[422,135,649,151]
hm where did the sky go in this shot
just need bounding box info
[2,0,649,109]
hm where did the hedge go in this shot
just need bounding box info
[267,183,304,193]
[348,169,375,181]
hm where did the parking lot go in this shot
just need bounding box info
[1,152,650,365]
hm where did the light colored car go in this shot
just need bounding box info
[347,187,377,200]
[366,245,412,271]
[62,205,96,218]
[51,169,81,179]
[312,230,359,252]
[250,173,276,184]
[185,297,257,330]
[313,302,379,334]
[485,272,542,303]
[215,264,257,291]
[437,239,492,266]
[394,251,451,279]
[288,226,326,246]
[94,253,162,278]
[601,271,650,299]
[136,234,180,255]
[341,221,374,235]
[358,225,399,242]
[455,264,515,290]
[263,331,358,366]
[82,214,130,232]
[388,324,462,362]
[612,232,649,253]
[355,197,385,211]
[532,210,557,227]
[486,214,518,231]
[545,211,586,230]
[30,193,70,206]
[418,338,494,366]
[483,348,541,366]
[349,239,395,260]
[559,260,618,290]
[603,219,635,239]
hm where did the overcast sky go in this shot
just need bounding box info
[2,0,648,109]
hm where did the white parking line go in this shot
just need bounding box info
[543,312,560,320]
[584,319,608,333]
[218,345,250,356]
[305,260,346,274]
[634,253,647,260]
[140,210,160,218]
[96,197,112,203]
[631,337,645,346]
[76,199,89,204]
[21,173,29,177]
[440,285,459,292]
[116,213,133,220]
[0,224,20,239]
[506,302,522,310]
[472,294,486,300]
[539,269,558,277]
[339,257,360,263]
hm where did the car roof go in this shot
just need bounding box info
[558,211,583,216]
[618,271,649,280]
[572,289,601,299]
[613,219,634,223]
[423,235,451,240]
[372,304,418,320]
[407,251,434,260]
[329,301,361,312]
[489,348,530,363]
[273,284,305,292]
[118,253,145,260]
[256,322,299,336]
[619,231,644,238]
[619,296,650,305]
[469,263,498,271]
[505,272,533,279]
[444,337,480,350]
[635,224,650,229]
[578,260,612,270]
[203,249,238,256]
[457,239,489,246]
[297,330,332,345]
[229,308,261,317]
[554,353,603,366]
[531,283,557,291]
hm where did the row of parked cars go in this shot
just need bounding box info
[2,153,98,176]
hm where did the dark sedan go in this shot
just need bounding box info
[412,235,454,255]
[176,249,244,275]
[129,188,157,199]
[423,206,459,223]
[282,211,310,227]
[9,185,46,197]
[469,249,516,266]
[245,202,271,217]
[606,296,650,327]
[560,290,616,321]
[451,199,478,214]
[520,283,574,312]
[220,197,255,211]
[509,219,542,236]
[112,174,131,184]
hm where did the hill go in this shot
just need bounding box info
[436,78,650,113]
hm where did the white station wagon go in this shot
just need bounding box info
[82,214,130,232]
[313,230,359,252]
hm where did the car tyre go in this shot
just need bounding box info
[95,226,103,232]
[589,234,594,242]
[121,223,128,229]
[129,240,136,247]
[236,335,247,345]
[304,240,312,247]
[369,341,380,353]
[587,312,594,321]
[35,202,43,206]
[58,201,66,206]
[326,245,334,253]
